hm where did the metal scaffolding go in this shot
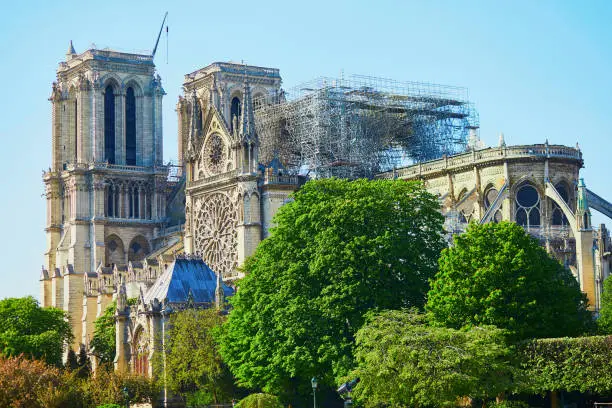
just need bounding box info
[254,74,479,178]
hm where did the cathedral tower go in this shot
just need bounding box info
[41,43,168,349]
[178,62,283,280]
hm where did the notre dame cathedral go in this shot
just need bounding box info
[40,42,612,378]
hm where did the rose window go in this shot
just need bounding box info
[204,133,227,175]
[194,193,238,277]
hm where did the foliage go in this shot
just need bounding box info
[427,222,593,341]
[0,354,83,408]
[519,335,612,394]
[235,393,284,408]
[350,310,517,407]
[0,296,72,366]
[489,401,531,408]
[164,308,235,404]
[0,354,158,408]
[79,366,160,406]
[598,276,612,333]
[66,348,78,370]
[96,405,122,408]
[220,178,445,402]
[77,343,91,378]
[90,301,117,364]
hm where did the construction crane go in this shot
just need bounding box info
[151,12,168,59]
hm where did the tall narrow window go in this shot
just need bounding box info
[104,86,116,164]
[230,97,241,132]
[74,98,78,162]
[125,87,136,165]
[107,187,114,217]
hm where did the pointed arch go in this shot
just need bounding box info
[514,181,541,228]
[128,235,150,262]
[132,325,149,376]
[66,86,79,164]
[103,82,117,164]
[105,234,125,267]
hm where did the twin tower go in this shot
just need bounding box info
[40,43,293,351]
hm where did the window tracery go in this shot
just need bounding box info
[133,327,149,376]
[515,183,540,228]
[193,193,238,277]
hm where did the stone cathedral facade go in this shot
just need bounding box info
[40,43,612,376]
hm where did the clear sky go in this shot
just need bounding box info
[1,0,611,300]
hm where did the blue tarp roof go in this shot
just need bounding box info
[144,258,234,304]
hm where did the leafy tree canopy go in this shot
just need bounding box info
[519,335,612,395]
[598,276,612,333]
[235,393,284,408]
[89,302,116,365]
[350,310,516,408]
[0,296,72,366]
[220,178,445,402]
[426,222,593,341]
[164,308,235,404]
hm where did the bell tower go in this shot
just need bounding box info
[41,42,168,350]
[179,62,282,280]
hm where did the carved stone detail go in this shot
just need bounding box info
[193,191,238,277]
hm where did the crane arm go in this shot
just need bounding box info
[152,12,168,58]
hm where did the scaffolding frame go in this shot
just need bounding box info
[254,74,479,178]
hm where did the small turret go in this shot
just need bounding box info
[66,40,77,61]
[577,178,592,231]
[215,271,224,309]
[239,81,256,142]
[498,132,506,147]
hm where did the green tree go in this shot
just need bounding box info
[65,349,78,371]
[598,276,612,333]
[164,308,235,404]
[0,296,72,366]
[427,222,592,341]
[90,302,116,365]
[350,310,516,408]
[77,343,91,378]
[235,393,284,408]
[220,178,445,403]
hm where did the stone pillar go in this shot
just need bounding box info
[82,294,98,346]
[114,287,130,373]
[51,268,63,308]
[63,268,84,351]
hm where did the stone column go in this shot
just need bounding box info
[114,287,130,373]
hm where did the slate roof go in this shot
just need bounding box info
[143,258,234,305]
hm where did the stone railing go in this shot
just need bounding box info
[262,174,302,186]
[61,162,167,173]
[377,144,582,180]
[187,170,239,189]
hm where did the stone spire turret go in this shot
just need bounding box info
[498,132,506,147]
[66,40,77,60]
[215,271,224,310]
[239,81,256,143]
[577,178,592,231]
[187,89,198,159]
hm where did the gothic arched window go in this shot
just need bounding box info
[74,97,78,162]
[125,87,136,165]
[484,186,499,210]
[107,185,115,217]
[515,183,540,228]
[552,182,570,226]
[230,97,241,132]
[104,86,116,164]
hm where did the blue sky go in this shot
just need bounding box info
[1,0,611,300]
